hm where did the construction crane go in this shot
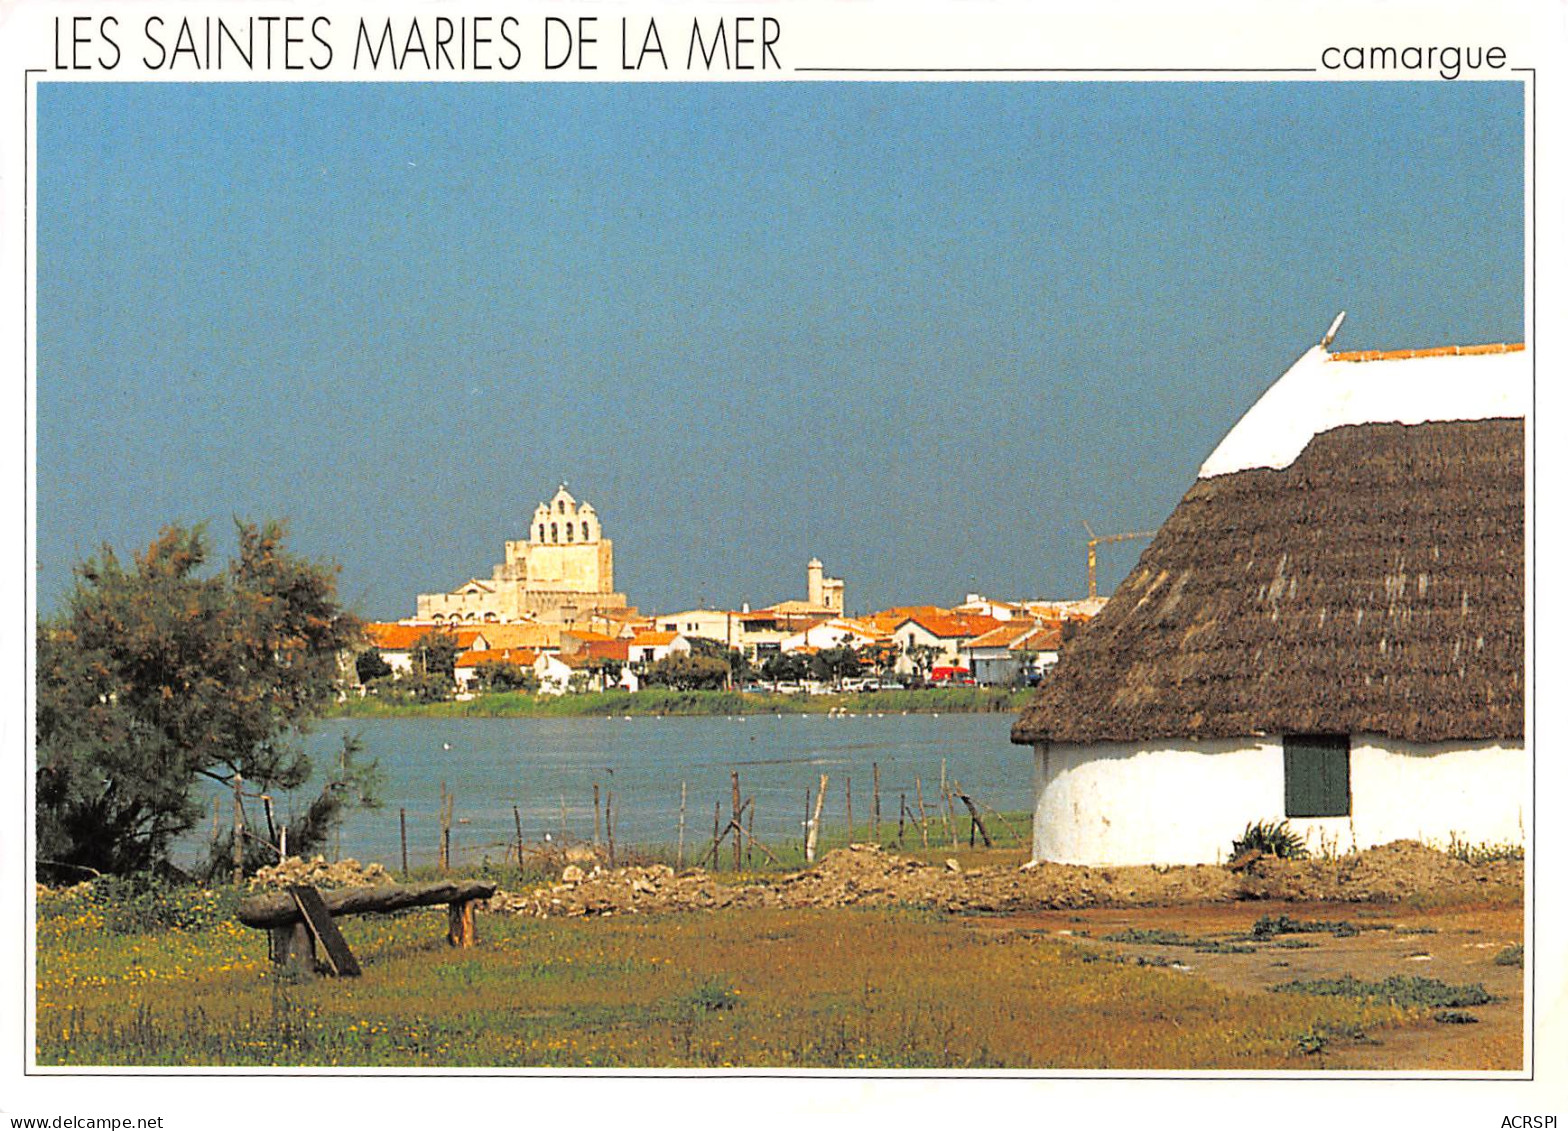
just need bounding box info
[1082,522,1156,599]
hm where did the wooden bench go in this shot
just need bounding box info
[237,880,497,976]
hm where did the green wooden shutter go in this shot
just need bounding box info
[1284,734,1351,818]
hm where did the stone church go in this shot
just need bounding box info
[417,485,631,625]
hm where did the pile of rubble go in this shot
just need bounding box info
[249,855,394,890]
[485,840,1523,921]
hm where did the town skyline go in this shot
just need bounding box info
[37,81,1524,619]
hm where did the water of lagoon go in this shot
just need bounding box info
[191,712,1030,869]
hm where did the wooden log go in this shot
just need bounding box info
[237,880,499,929]
[268,920,315,971]
[447,899,478,948]
[290,885,361,977]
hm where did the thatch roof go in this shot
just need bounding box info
[1013,418,1524,746]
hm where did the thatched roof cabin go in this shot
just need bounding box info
[1012,416,1524,747]
[1013,323,1527,865]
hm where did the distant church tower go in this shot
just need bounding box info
[417,484,630,625]
[807,557,845,613]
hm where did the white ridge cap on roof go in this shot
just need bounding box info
[1198,335,1527,479]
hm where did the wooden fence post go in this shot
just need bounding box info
[677,781,687,870]
[914,777,930,849]
[953,783,992,848]
[512,805,524,870]
[731,770,743,873]
[606,790,616,867]
[593,783,602,847]
[872,762,881,845]
[846,775,853,846]
[400,807,409,877]
[940,759,957,849]
[898,792,907,847]
[805,773,828,863]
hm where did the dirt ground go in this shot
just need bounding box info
[486,839,1523,919]
[479,841,1525,1071]
[964,901,1525,1070]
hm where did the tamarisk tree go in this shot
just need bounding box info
[36,520,369,880]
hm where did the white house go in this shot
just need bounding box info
[780,617,890,654]
[889,612,1002,675]
[628,631,692,666]
[1012,320,1527,865]
[963,622,1061,686]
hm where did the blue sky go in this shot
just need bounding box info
[36,81,1523,619]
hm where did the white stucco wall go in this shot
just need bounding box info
[1032,735,1527,866]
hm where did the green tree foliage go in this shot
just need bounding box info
[354,648,393,685]
[902,642,943,684]
[759,651,809,689]
[36,521,365,880]
[406,629,460,679]
[808,645,863,689]
[203,732,382,880]
[643,651,730,691]
[475,659,537,692]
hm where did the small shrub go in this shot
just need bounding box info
[1105,928,1197,947]
[1445,833,1524,865]
[70,875,238,934]
[1433,1011,1479,1024]
[1230,820,1307,862]
[1494,943,1524,967]
[685,979,742,1012]
[1271,975,1495,1010]
[1251,914,1363,940]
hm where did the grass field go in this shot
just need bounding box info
[39,892,1430,1070]
[325,686,1032,720]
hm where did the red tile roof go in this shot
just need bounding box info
[582,639,631,662]
[365,623,483,651]
[454,648,539,668]
[895,612,1003,640]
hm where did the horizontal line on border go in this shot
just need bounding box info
[792,67,1319,73]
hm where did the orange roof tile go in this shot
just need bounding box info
[365,623,482,650]
[1328,342,1523,363]
[964,623,1039,650]
[895,612,1003,640]
[455,648,539,668]
[582,639,631,662]
[631,631,680,646]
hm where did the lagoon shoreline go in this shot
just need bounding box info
[324,686,1033,720]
